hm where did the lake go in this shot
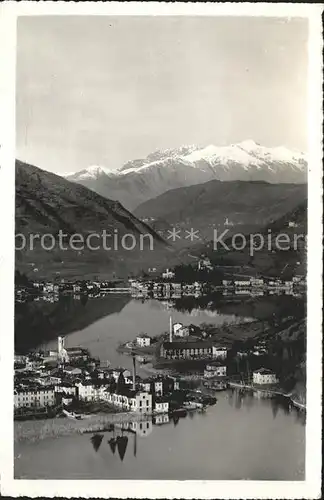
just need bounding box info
[40,297,254,372]
[14,294,306,479]
[15,388,305,480]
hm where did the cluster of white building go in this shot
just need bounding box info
[14,379,170,414]
[14,388,56,409]
[15,338,177,414]
[222,275,305,290]
[222,278,264,288]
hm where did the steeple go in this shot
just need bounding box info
[132,354,136,391]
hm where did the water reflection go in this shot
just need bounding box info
[16,292,305,357]
[89,413,182,461]
[90,417,155,461]
[88,392,305,463]
[228,388,306,424]
[90,433,104,453]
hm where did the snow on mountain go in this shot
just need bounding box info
[60,141,307,210]
[118,141,306,175]
[117,145,199,174]
[236,140,307,168]
[184,143,262,169]
[65,165,119,181]
[63,142,306,180]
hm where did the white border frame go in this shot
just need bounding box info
[0,2,322,498]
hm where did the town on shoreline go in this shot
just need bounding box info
[15,312,306,428]
[15,256,306,303]
[14,259,306,432]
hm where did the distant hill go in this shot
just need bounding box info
[15,160,171,279]
[184,200,307,278]
[134,179,307,245]
[63,140,307,210]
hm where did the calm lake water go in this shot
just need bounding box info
[42,298,252,372]
[14,295,305,480]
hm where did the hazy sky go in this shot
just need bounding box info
[16,16,308,174]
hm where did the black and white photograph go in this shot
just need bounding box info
[0,2,322,498]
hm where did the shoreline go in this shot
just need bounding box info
[14,411,152,443]
[228,381,306,410]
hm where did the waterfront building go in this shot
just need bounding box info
[14,388,55,409]
[162,269,175,279]
[212,347,228,360]
[253,368,278,385]
[154,398,169,413]
[140,378,162,395]
[76,381,109,401]
[140,378,163,395]
[234,280,251,287]
[140,376,178,395]
[160,340,219,360]
[104,389,152,413]
[204,361,227,378]
[136,333,151,348]
[250,278,264,287]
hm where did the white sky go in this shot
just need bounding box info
[16,16,308,174]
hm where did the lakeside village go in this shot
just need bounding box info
[15,310,305,425]
[15,333,214,423]
[15,256,306,303]
[15,257,306,422]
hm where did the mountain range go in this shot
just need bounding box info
[134,179,307,245]
[16,143,307,280]
[63,141,307,210]
[15,160,170,279]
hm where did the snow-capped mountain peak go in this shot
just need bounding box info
[79,165,112,179]
[60,141,307,210]
[64,164,118,181]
